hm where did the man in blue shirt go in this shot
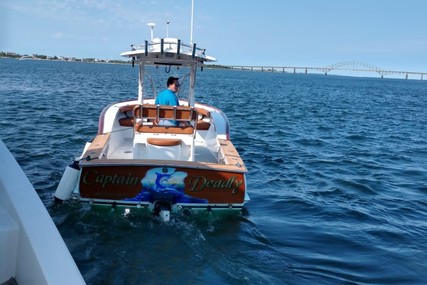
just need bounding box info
[155,77,180,126]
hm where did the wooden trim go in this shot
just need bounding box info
[80,157,246,172]
[82,133,111,159]
[131,104,210,118]
[133,104,198,121]
[125,104,213,131]
[126,118,208,130]
[218,138,246,169]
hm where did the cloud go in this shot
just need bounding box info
[52,32,64,39]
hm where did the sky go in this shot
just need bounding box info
[1,0,427,72]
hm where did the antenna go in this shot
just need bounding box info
[147,23,156,41]
[190,0,194,44]
[166,20,170,38]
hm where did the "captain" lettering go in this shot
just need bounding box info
[82,170,140,188]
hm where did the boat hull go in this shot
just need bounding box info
[53,37,250,219]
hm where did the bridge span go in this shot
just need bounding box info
[217,62,426,80]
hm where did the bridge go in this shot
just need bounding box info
[217,62,427,80]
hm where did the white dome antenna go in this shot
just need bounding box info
[147,23,156,41]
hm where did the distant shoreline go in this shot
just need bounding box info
[0,51,128,64]
[0,53,229,69]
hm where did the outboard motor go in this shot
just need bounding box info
[154,201,171,222]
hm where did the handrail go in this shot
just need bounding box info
[132,38,207,59]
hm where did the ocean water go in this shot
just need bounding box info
[1,58,426,285]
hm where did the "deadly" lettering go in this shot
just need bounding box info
[188,176,243,194]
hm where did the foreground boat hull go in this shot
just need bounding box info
[0,139,85,285]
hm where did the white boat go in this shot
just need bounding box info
[54,36,249,221]
[0,139,86,285]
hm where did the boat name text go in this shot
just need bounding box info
[82,170,139,188]
[81,170,243,193]
[189,176,243,193]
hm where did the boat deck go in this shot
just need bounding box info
[107,138,218,163]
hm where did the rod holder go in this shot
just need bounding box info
[161,39,164,54]
[192,43,196,59]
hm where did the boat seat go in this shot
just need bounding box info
[132,105,198,161]
[118,104,138,127]
[195,107,211,117]
[133,104,198,135]
[119,117,134,127]
[194,107,211,130]
[119,114,211,132]
[147,138,181,146]
[119,104,211,129]
[196,120,211,130]
[123,117,196,128]
[119,104,138,113]
[135,124,194,134]
[143,138,183,160]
